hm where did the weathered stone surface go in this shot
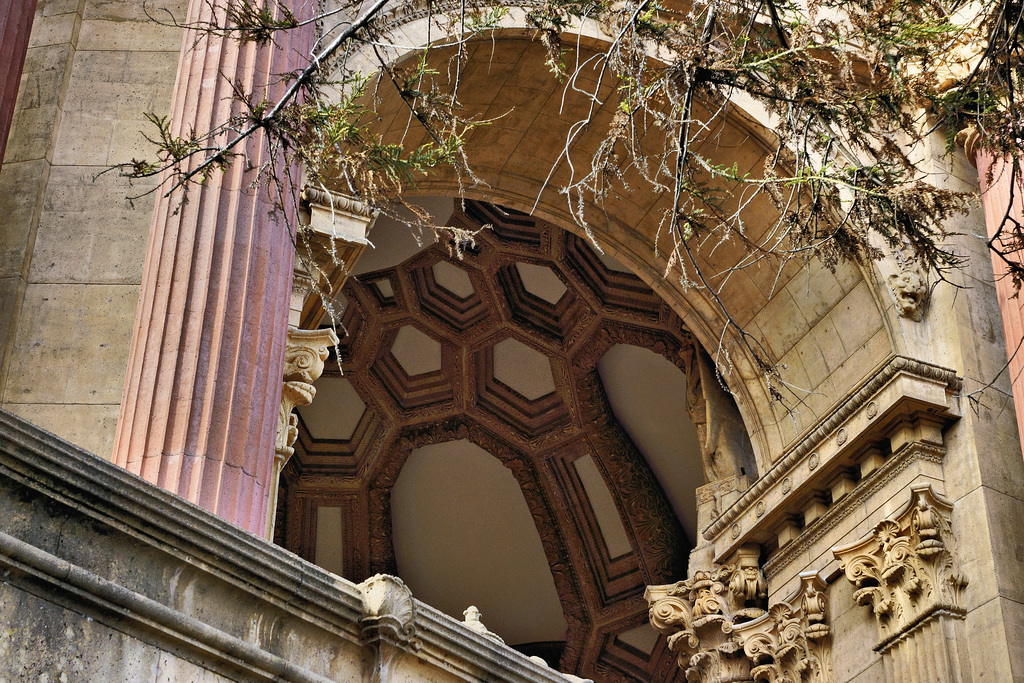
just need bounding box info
[0,409,578,683]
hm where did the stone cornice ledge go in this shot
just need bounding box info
[704,355,960,560]
[300,185,376,221]
[0,410,574,683]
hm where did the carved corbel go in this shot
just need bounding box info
[833,483,968,653]
[266,326,339,539]
[734,572,833,683]
[646,547,767,682]
[275,327,339,463]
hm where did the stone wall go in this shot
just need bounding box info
[0,0,185,457]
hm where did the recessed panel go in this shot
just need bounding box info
[616,624,660,654]
[392,440,568,646]
[315,506,344,576]
[493,337,555,400]
[573,454,632,558]
[299,377,365,441]
[433,260,475,298]
[516,262,567,304]
[391,325,442,376]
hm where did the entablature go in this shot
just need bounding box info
[703,355,961,573]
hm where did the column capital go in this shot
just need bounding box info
[646,547,767,682]
[833,483,968,652]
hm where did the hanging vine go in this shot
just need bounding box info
[120,0,1022,401]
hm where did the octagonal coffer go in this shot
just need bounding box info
[391,325,442,376]
[296,376,366,441]
[374,324,455,413]
[515,262,567,305]
[473,336,570,439]
[496,260,593,344]
[432,260,475,298]
[465,200,545,249]
[561,233,662,320]
[410,255,492,334]
[493,337,555,400]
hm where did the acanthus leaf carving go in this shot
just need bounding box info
[648,552,834,683]
[734,572,833,683]
[646,547,768,683]
[832,483,967,652]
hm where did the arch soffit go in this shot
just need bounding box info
[331,14,896,462]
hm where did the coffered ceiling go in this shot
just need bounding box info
[278,199,705,681]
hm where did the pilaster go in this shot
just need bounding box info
[833,483,970,682]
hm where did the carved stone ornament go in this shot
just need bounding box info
[359,573,419,646]
[733,572,833,683]
[832,483,968,652]
[680,336,756,482]
[646,548,768,682]
[462,605,505,644]
[887,267,928,322]
[276,326,339,462]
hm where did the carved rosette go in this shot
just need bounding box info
[646,548,767,682]
[833,483,968,651]
[733,572,833,683]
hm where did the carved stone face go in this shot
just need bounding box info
[888,270,927,321]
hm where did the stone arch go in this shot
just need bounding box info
[327,22,897,465]
[367,418,593,671]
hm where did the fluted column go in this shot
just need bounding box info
[0,0,37,171]
[112,0,313,534]
[970,140,1024,453]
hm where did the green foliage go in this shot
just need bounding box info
[121,0,1023,399]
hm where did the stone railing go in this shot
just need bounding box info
[0,409,581,683]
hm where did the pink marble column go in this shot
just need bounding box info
[0,0,38,172]
[972,144,1024,454]
[113,0,313,534]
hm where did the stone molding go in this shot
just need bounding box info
[0,409,577,683]
[832,483,968,652]
[301,185,376,219]
[0,528,339,683]
[703,355,960,561]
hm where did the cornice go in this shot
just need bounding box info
[703,355,960,563]
[705,355,959,539]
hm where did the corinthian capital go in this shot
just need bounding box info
[646,547,767,682]
[832,483,968,651]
